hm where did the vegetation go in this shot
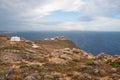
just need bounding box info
[0,36,120,80]
[87,60,94,65]
[111,62,120,68]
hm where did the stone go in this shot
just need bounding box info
[94,69,99,74]
[45,75,54,79]
[6,69,15,77]
[110,68,117,73]
[60,54,72,60]
[78,73,91,79]
[99,69,107,76]
[95,77,101,80]
[64,48,71,51]
[49,58,67,64]
[111,73,120,79]
[52,72,61,78]
[93,61,101,66]
[80,65,94,74]
[25,73,40,80]
[72,48,80,54]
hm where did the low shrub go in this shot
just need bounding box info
[111,62,120,68]
[72,58,79,62]
[67,73,74,77]
[87,60,94,65]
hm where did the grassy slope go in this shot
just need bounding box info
[34,40,78,49]
[0,37,120,80]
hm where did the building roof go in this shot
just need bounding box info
[10,36,21,42]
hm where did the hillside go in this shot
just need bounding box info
[0,35,120,80]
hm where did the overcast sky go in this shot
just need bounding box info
[0,0,120,31]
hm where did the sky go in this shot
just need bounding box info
[0,0,120,31]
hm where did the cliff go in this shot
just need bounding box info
[0,35,120,80]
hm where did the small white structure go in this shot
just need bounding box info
[10,36,21,42]
[32,44,39,48]
[50,38,55,40]
[44,38,49,40]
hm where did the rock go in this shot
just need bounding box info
[96,53,113,62]
[86,54,95,59]
[60,54,72,60]
[25,73,40,80]
[0,53,22,62]
[95,77,101,80]
[62,50,72,55]
[110,68,117,73]
[64,48,71,51]
[112,56,120,62]
[99,69,107,76]
[6,69,15,75]
[94,69,99,75]
[72,48,80,54]
[93,61,100,66]
[49,58,67,64]
[111,73,120,80]
[45,75,54,79]
[6,69,16,80]
[52,72,62,78]
[25,76,36,80]
[93,60,103,66]
[78,73,91,80]
[93,69,107,76]
[80,65,95,74]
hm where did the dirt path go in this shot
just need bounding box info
[22,59,45,66]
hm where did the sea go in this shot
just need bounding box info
[8,31,120,55]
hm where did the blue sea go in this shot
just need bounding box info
[8,31,120,55]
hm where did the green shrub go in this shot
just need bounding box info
[45,78,53,80]
[76,66,81,71]
[72,58,79,62]
[72,74,80,79]
[67,73,74,77]
[111,62,120,68]
[87,60,94,65]
[0,70,6,75]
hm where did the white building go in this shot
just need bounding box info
[10,36,21,42]
[50,38,55,40]
[44,38,49,40]
[32,44,39,48]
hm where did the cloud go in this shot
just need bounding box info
[89,16,120,31]
[0,0,120,31]
[79,0,120,21]
[0,0,84,20]
[0,0,119,19]
[57,16,120,31]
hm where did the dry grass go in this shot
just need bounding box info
[34,40,78,49]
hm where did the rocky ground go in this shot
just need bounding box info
[0,35,120,80]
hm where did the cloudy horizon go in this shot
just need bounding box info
[0,0,120,31]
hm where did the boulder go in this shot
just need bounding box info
[78,73,92,80]
[25,73,40,80]
[110,68,117,73]
[60,54,72,60]
[80,66,94,74]
[6,69,16,80]
[96,53,113,62]
[48,58,67,64]
[111,73,120,80]
[52,72,61,78]
[72,48,80,54]
[64,48,71,51]
[6,69,15,76]
[93,60,103,66]
[94,69,107,76]
[45,75,54,79]
[94,69,99,75]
